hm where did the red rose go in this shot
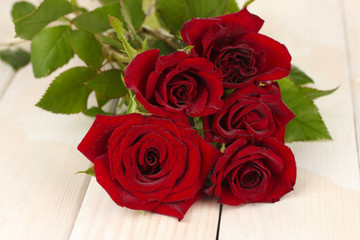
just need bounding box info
[181,8,291,88]
[77,114,221,220]
[203,82,294,144]
[206,138,296,205]
[124,50,223,121]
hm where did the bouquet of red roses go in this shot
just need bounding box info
[78,8,296,220]
[6,0,334,221]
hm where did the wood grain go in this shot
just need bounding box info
[0,59,93,239]
[344,0,360,168]
[219,0,360,239]
[69,180,220,240]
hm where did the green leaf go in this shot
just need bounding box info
[185,0,233,17]
[288,65,314,85]
[156,0,191,34]
[120,0,143,43]
[109,15,138,60]
[76,166,95,176]
[220,143,226,153]
[126,91,137,114]
[11,1,36,20]
[0,48,30,70]
[299,86,338,100]
[156,0,235,34]
[181,45,194,54]
[148,39,173,55]
[83,107,112,117]
[70,0,88,14]
[96,92,110,107]
[69,29,104,69]
[143,1,161,30]
[101,34,124,50]
[31,25,74,78]
[120,74,137,114]
[87,69,127,98]
[141,38,147,52]
[36,67,96,114]
[121,0,145,30]
[14,0,73,40]
[225,0,240,13]
[72,2,124,33]
[279,78,332,142]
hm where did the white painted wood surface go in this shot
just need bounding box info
[0,60,94,239]
[0,1,93,239]
[69,180,219,240]
[344,0,360,171]
[219,0,360,239]
[0,0,359,239]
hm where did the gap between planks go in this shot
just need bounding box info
[0,70,16,102]
[341,0,360,178]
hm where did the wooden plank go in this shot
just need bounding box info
[70,180,220,240]
[219,0,360,239]
[0,1,110,238]
[0,63,15,99]
[0,59,95,239]
[0,1,125,239]
[344,0,360,163]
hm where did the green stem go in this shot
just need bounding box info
[59,16,73,24]
[112,51,130,64]
[117,96,127,109]
[242,0,255,9]
[70,0,85,16]
[71,0,79,8]
[0,40,27,47]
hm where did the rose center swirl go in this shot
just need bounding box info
[219,49,257,81]
[167,74,197,107]
[138,148,161,175]
[237,163,263,189]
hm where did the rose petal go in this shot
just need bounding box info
[78,114,143,162]
[218,8,264,34]
[177,122,222,184]
[94,154,160,211]
[192,70,224,116]
[163,138,201,202]
[152,190,204,221]
[181,18,222,55]
[181,8,264,57]
[236,33,292,81]
[125,49,160,96]
[261,138,296,202]
[261,83,295,126]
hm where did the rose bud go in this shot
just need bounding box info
[203,82,294,144]
[181,8,291,88]
[206,138,296,205]
[78,114,221,220]
[124,49,223,121]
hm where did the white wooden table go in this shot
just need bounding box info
[1,0,360,239]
